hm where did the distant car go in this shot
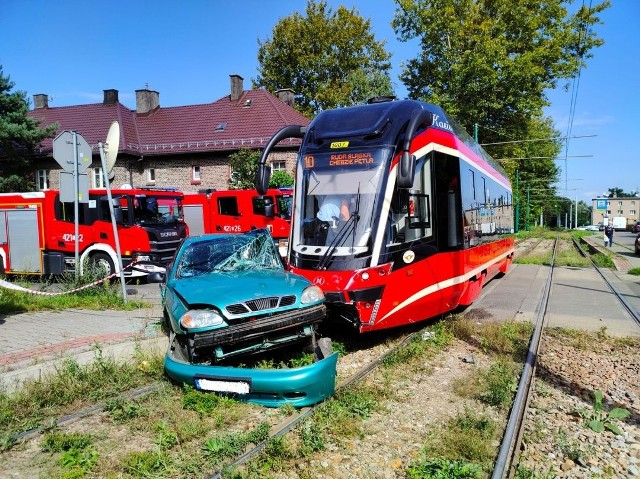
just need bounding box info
[636,232,640,255]
[149,228,337,407]
[633,221,640,233]
[585,225,599,231]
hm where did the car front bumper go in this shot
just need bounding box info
[164,340,338,408]
[191,304,326,356]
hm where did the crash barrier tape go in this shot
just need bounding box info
[0,261,140,296]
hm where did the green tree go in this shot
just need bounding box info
[0,66,58,191]
[393,0,609,134]
[227,148,260,189]
[269,170,294,188]
[254,0,394,117]
[392,0,608,231]
[606,187,635,198]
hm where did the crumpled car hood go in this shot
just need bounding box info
[171,269,310,308]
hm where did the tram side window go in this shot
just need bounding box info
[389,154,433,244]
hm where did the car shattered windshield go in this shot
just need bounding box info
[176,230,283,278]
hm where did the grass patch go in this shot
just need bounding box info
[591,252,614,268]
[408,408,497,475]
[451,318,532,362]
[628,267,640,276]
[0,347,164,449]
[383,320,453,367]
[0,265,147,314]
[513,254,551,265]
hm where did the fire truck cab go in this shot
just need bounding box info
[182,188,292,254]
[0,188,188,278]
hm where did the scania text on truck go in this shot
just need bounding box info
[255,98,514,333]
[0,188,188,278]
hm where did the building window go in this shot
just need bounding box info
[617,210,623,215]
[630,210,636,215]
[271,160,286,172]
[147,168,155,184]
[93,168,105,188]
[36,169,49,191]
[618,201,623,207]
[607,210,611,215]
[191,166,201,184]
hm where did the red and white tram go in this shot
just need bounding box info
[256,98,514,333]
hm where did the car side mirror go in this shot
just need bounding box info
[147,271,166,283]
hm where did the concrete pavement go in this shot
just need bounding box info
[0,283,167,394]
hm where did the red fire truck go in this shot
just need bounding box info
[181,188,292,254]
[0,188,189,278]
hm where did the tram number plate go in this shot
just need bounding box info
[195,378,250,395]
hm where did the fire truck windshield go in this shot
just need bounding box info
[293,147,389,258]
[134,196,183,225]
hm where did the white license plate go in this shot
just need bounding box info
[196,378,250,394]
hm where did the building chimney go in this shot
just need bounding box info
[276,88,295,108]
[33,93,48,109]
[103,89,119,105]
[230,74,243,102]
[135,88,159,114]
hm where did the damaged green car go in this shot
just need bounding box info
[149,228,336,407]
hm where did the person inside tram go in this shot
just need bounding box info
[317,195,351,226]
[315,195,352,245]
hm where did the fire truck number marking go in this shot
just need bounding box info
[62,233,84,242]
[223,225,242,232]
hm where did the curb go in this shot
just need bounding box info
[581,236,632,272]
[0,335,168,395]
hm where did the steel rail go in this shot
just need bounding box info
[9,383,162,443]
[210,332,417,479]
[573,238,640,328]
[491,238,558,479]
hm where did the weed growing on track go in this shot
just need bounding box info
[0,347,164,451]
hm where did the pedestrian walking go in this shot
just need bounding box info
[604,224,614,247]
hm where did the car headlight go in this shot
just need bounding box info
[180,309,225,329]
[301,285,324,304]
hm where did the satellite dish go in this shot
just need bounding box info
[104,121,120,180]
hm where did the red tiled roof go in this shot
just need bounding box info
[28,89,310,156]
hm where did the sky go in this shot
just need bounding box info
[1,0,638,205]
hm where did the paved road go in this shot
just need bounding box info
[1,240,638,394]
[0,283,166,393]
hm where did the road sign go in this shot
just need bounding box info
[59,172,89,202]
[53,131,93,173]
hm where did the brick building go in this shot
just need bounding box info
[591,196,640,229]
[26,75,309,192]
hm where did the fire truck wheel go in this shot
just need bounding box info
[90,252,115,278]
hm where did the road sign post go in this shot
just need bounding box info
[53,131,93,277]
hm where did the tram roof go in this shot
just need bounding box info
[308,99,508,183]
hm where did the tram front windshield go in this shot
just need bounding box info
[293,147,390,257]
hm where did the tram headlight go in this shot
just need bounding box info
[301,285,324,304]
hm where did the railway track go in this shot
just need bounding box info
[494,236,640,478]
[3,234,639,478]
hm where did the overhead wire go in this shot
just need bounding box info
[562,0,593,190]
